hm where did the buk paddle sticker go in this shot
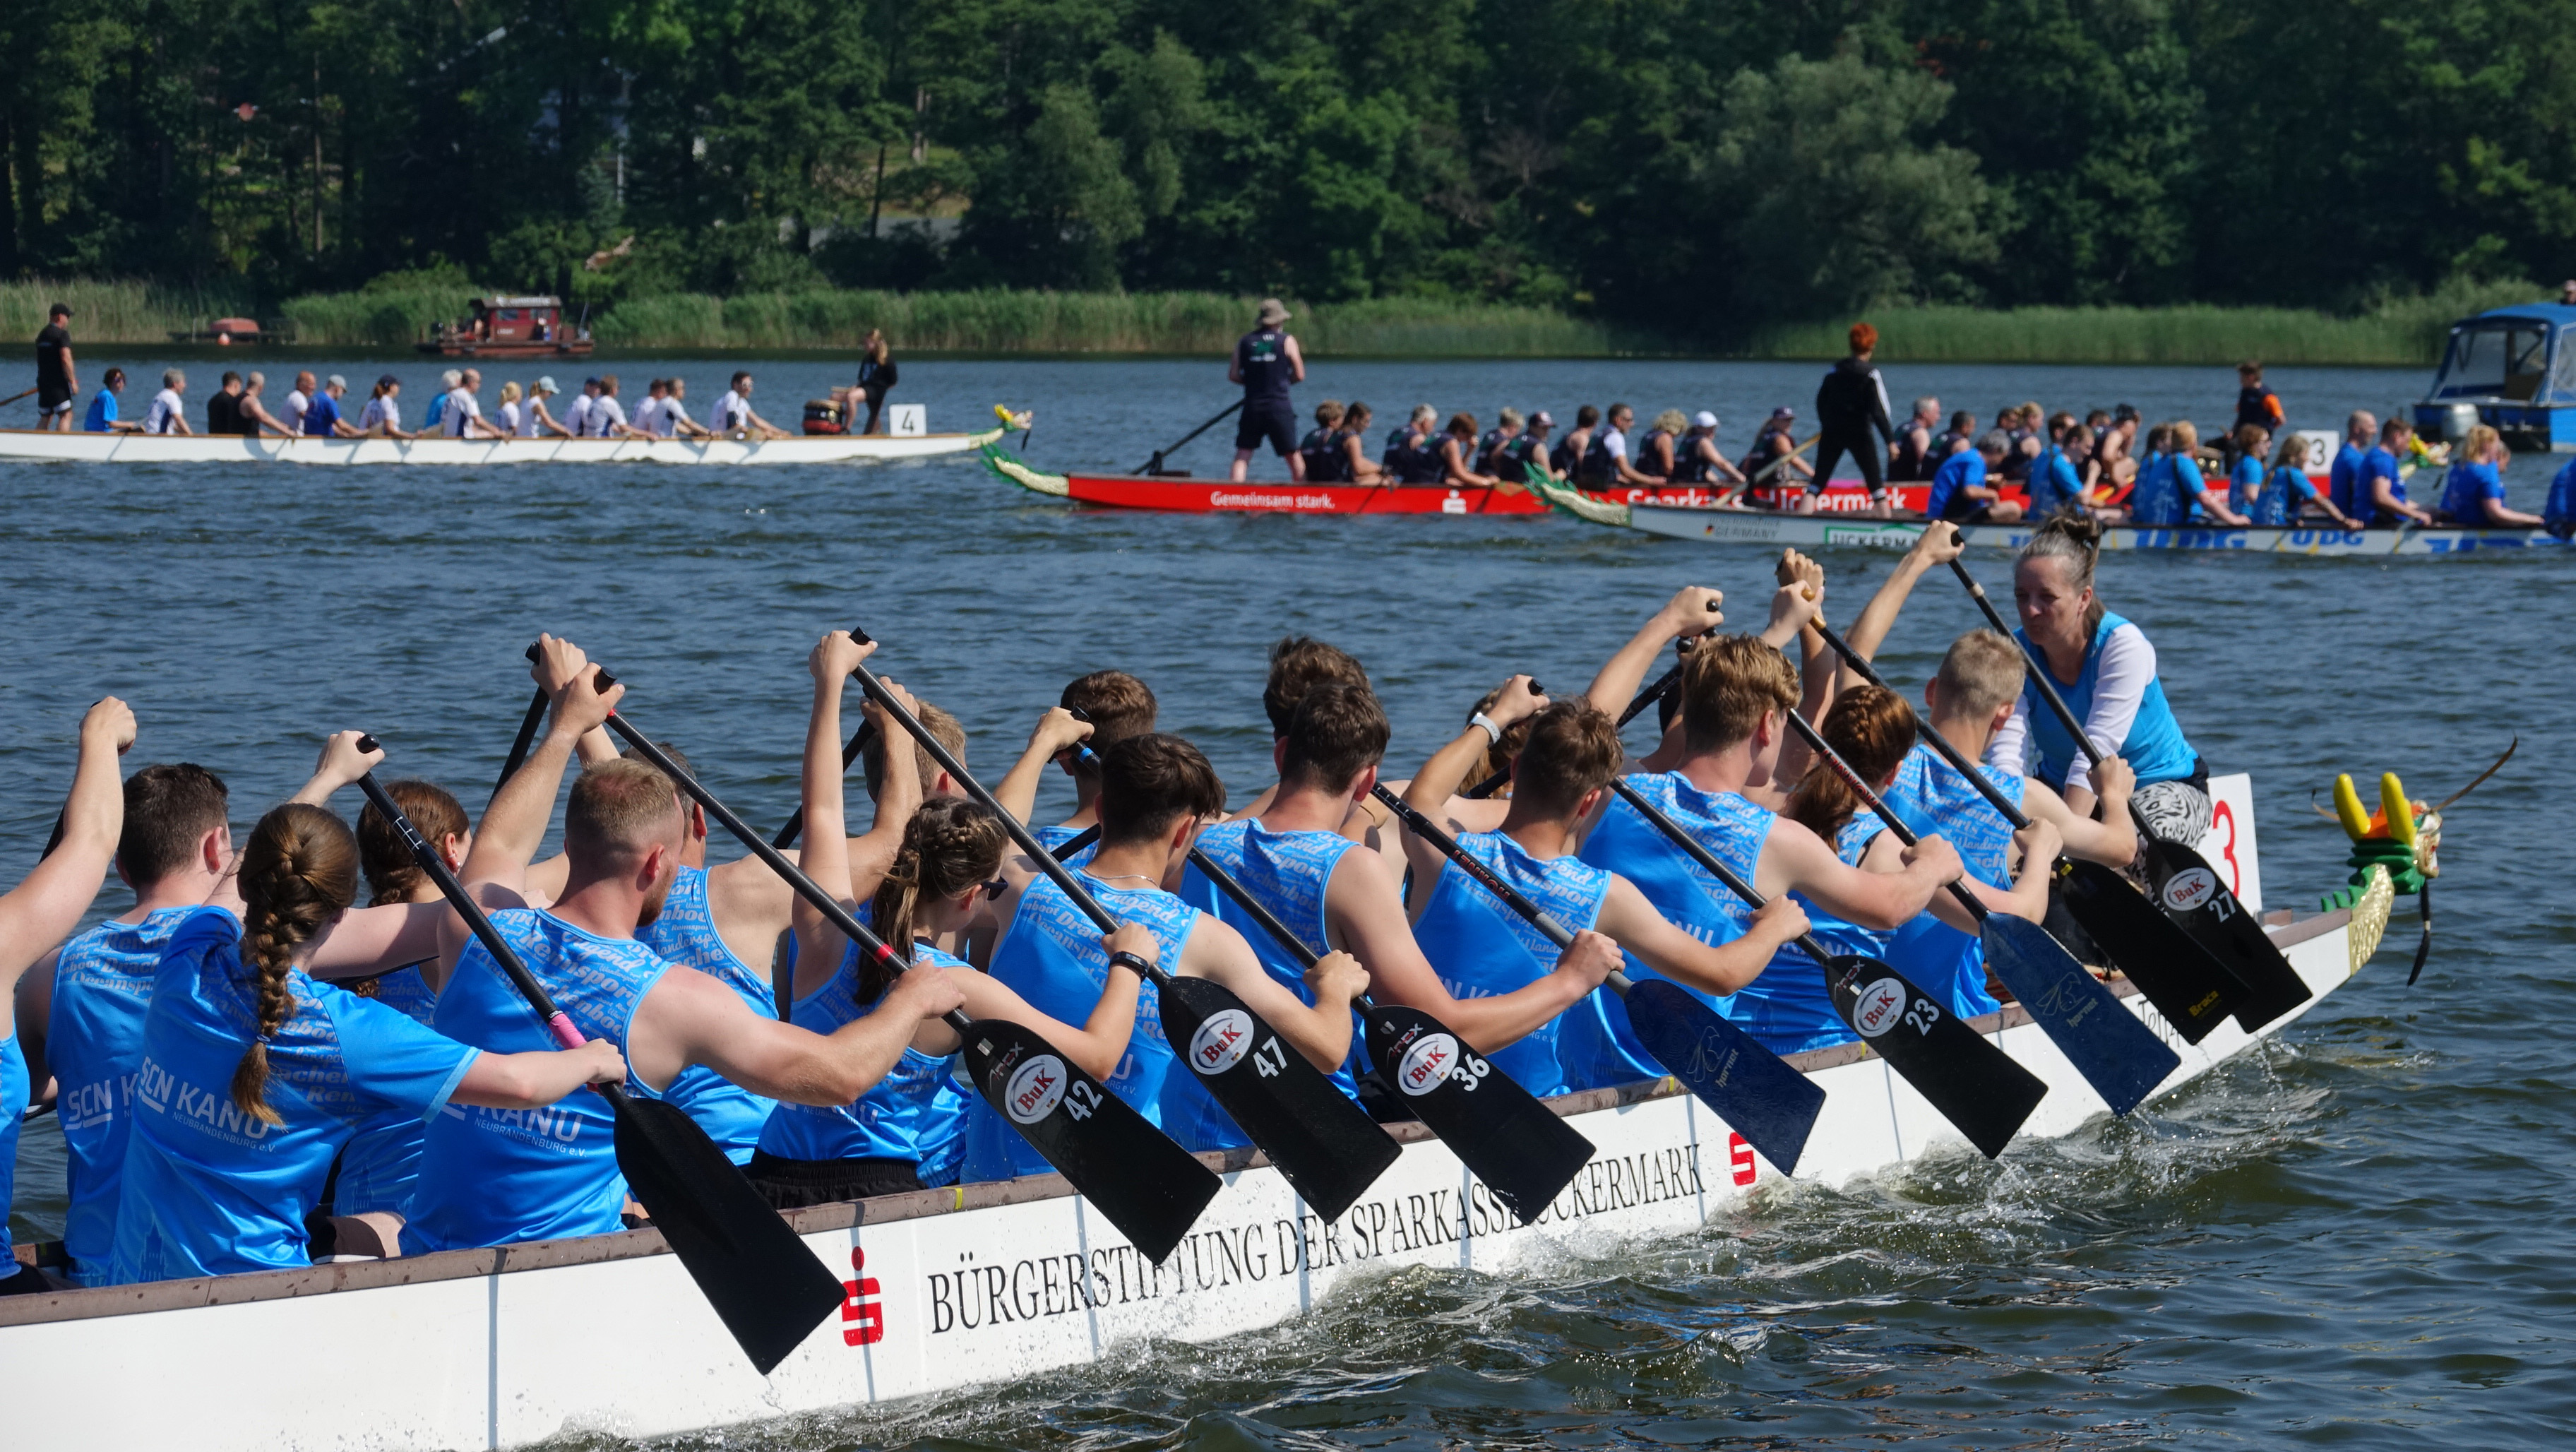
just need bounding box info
[1004,1055,1071,1125]
[1188,1011,1257,1074]
[1396,1033,1468,1096]
[1852,977,1913,1037]
[2160,866,2221,914]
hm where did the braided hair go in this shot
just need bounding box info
[864,798,1008,998]
[357,778,467,906]
[231,803,360,1125]
[1784,686,1918,843]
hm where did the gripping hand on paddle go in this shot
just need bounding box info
[530,635,624,755]
[453,1037,629,1109]
[1587,588,1721,716]
[996,706,1092,828]
[1303,949,1370,1012]
[1907,519,1966,566]
[290,730,384,807]
[1759,579,1823,649]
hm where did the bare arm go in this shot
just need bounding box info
[1753,814,1960,931]
[1178,915,1360,1071]
[1593,876,1806,996]
[641,960,965,1104]
[0,699,132,998]
[926,924,1152,1080]
[1839,523,1963,686]
[788,632,894,996]
[1284,335,1306,383]
[1585,588,1724,718]
[1405,675,1543,819]
[993,708,1091,826]
[450,1040,626,1109]
[454,638,620,967]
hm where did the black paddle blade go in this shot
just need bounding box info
[2136,838,2313,1033]
[2056,859,2248,1043]
[959,1017,1218,1265]
[1159,975,1400,1222]
[1362,1002,1592,1225]
[1620,977,1826,1175]
[1827,956,2047,1159]
[608,1090,844,1376]
[1980,915,2180,1117]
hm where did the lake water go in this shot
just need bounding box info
[4,355,2568,1448]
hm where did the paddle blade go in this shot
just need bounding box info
[1621,977,1825,1175]
[1980,915,2180,1117]
[1363,1002,1592,1225]
[609,1091,844,1376]
[1827,956,2047,1159]
[959,1017,1219,1265]
[2136,838,2313,1032]
[2056,860,2248,1043]
[1160,976,1400,1222]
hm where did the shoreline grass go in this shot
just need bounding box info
[1,279,2548,365]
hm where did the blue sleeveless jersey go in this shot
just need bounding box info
[1883,745,2020,1018]
[638,866,777,1164]
[1724,819,1887,1055]
[48,907,192,1283]
[757,941,970,1184]
[109,908,478,1283]
[1568,773,1770,1089]
[1409,831,1610,1099]
[963,873,1191,1181]
[2015,612,2197,787]
[1174,819,1364,1146]
[402,910,671,1252]
[0,1035,23,1266]
[330,961,442,1217]
[2251,465,2315,525]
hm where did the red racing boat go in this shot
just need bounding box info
[982,448,1943,516]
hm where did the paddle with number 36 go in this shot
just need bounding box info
[1184,842,1594,1225]
[352,755,844,1376]
[1949,559,2311,1031]
[1590,777,2046,1159]
[1779,706,2180,1115]
[1808,621,2252,1044]
[583,698,1224,1263]
[849,635,1402,1222]
[1370,785,1828,1174]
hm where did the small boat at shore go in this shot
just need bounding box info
[0,421,1008,465]
[0,780,2414,1451]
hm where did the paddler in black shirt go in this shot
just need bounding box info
[1229,297,1308,482]
[33,302,76,432]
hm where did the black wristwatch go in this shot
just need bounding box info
[1107,949,1153,976]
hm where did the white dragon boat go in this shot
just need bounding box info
[0,422,1008,466]
[0,778,2404,1450]
[1530,479,2571,555]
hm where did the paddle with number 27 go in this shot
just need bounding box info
[1371,785,1827,1174]
[1949,559,2310,1031]
[584,694,1222,1264]
[1780,706,2179,1115]
[849,633,1402,1222]
[352,756,842,1376]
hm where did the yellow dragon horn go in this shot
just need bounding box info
[2332,773,2372,841]
[2379,772,2417,847]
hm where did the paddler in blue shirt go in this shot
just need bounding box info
[1924,431,2025,523]
[1173,682,1623,1133]
[1400,689,1807,1094]
[402,636,969,1253]
[1570,584,1967,1069]
[753,636,1150,1204]
[964,732,1369,1175]
[2356,417,2434,527]
[0,697,134,1294]
[2327,411,2375,521]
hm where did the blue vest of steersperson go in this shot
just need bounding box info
[758,940,972,1185]
[400,909,671,1252]
[2016,614,2197,788]
[1409,830,1611,1099]
[1174,819,1361,1148]
[1568,772,1769,1088]
[962,872,1193,1181]
[637,864,778,1164]
[46,906,194,1284]
[1883,745,2022,1018]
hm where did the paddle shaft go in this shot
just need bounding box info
[1779,706,1990,924]
[1813,623,2037,835]
[0,386,38,409]
[1596,778,1846,970]
[1748,432,1820,487]
[1187,846,1324,972]
[1135,400,1244,475]
[770,720,875,849]
[1949,559,2158,839]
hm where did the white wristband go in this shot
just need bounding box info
[1469,713,1504,744]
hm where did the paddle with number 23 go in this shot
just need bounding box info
[849,633,1402,1222]
[1370,785,1828,1174]
[582,688,1224,1263]
[1779,706,2180,1115]
[1949,559,2310,1031]
[352,754,844,1376]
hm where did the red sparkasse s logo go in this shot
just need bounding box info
[1729,1133,1756,1186]
[842,1247,883,1346]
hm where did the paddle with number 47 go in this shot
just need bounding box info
[850,633,1402,1222]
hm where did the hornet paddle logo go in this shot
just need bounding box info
[1189,1009,1256,1073]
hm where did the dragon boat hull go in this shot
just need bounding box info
[0,780,2410,1451]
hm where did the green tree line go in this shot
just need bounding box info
[5,0,2571,336]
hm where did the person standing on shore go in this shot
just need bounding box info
[1810,323,1896,516]
[34,303,76,432]
[1229,298,1306,482]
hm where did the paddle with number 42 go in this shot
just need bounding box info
[571,684,1221,1263]
[1949,559,2310,1032]
[850,633,1402,1222]
[1371,785,1828,1174]
[1779,706,2181,1115]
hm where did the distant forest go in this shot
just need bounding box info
[4,0,2571,338]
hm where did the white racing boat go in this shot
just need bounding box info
[1531,480,2572,555]
[0,779,2401,1449]
[0,421,1009,466]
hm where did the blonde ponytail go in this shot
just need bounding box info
[231,804,359,1124]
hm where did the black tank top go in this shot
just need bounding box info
[1671,434,1712,484]
[1236,328,1293,410]
[1634,429,1674,480]
[1298,426,1339,478]
[1550,429,1587,477]
[1892,427,1930,482]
